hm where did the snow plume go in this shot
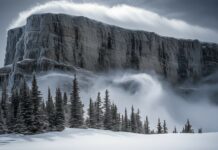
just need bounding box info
[36,71,218,132]
[9,0,218,43]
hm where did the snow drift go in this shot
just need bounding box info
[0,128,217,150]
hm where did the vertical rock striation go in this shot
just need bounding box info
[1,13,218,85]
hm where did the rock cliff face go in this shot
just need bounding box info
[1,13,218,86]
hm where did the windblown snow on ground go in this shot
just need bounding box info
[0,128,217,150]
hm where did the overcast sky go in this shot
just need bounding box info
[0,0,218,67]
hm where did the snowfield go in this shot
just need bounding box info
[0,128,218,150]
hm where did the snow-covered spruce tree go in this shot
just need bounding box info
[103,90,112,130]
[123,108,129,132]
[20,79,34,134]
[31,74,45,133]
[173,126,177,133]
[69,75,84,128]
[11,90,19,121]
[144,116,150,134]
[46,88,55,130]
[95,92,103,129]
[130,106,137,133]
[63,92,68,113]
[157,118,162,134]
[135,109,143,133]
[87,98,96,128]
[13,102,25,133]
[121,114,125,131]
[163,120,168,134]
[111,103,120,131]
[7,90,19,132]
[183,119,194,133]
[1,79,8,121]
[198,128,202,133]
[63,92,68,106]
[55,88,65,131]
[0,106,7,134]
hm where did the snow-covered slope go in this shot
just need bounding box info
[0,128,217,150]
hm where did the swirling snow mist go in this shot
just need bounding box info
[36,71,218,132]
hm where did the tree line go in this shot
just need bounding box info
[0,74,201,134]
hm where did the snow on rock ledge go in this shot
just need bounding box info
[2,13,218,86]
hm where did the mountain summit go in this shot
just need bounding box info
[1,13,218,86]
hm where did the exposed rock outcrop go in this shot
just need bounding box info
[1,13,218,87]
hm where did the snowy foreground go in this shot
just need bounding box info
[0,128,218,150]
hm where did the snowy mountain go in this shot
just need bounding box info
[1,13,218,88]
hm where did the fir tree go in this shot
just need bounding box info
[135,109,143,133]
[0,106,6,134]
[20,80,33,134]
[31,74,44,133]
[123,108,129,132]
[1,79,8,120]
[13,103,25,133]
[63,92,68,113]
[144,116,150,134]
[63,92,68,106]
[11,90,19,120]
[183,119,194,133]
[7,90,19,132]
[163,120,168,133]
[157,118,162,134]
[87,98,96,128]
[95,92,103,129]
[103,90,112,130]
[69,75,84,128]
[46,88,55,130]
[173,126,177,133]
[130,106,137,133]
[198,128,202,133]
[111,104,120,131]
[55,88,65,131]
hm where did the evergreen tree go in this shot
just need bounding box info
[163,120,168,133]
[198,128,202,133]
[183,119,194,133]
[135,109,143,133]
[103,90,112,130]
[63,92,68,114]
[157,118,162,134]
[31,74,44,133]
[20,80,33,134]
[0,106,6,134]
[95,92,103,129]
[130,106,137,133]
[144,116,150,134]
[173,126,177,133]
[63,92,68,106]
[87,98,96,128]
[1,79,8,120]
[46,88,55,130]
[7,90,19,132]
[111,104,120,131]
[11,90,19,120]
[13,103,25,133]
[123,108,129,132]
[69,75,84,128]
[55,88,65,131]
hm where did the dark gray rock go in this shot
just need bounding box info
[2,13,218,87]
